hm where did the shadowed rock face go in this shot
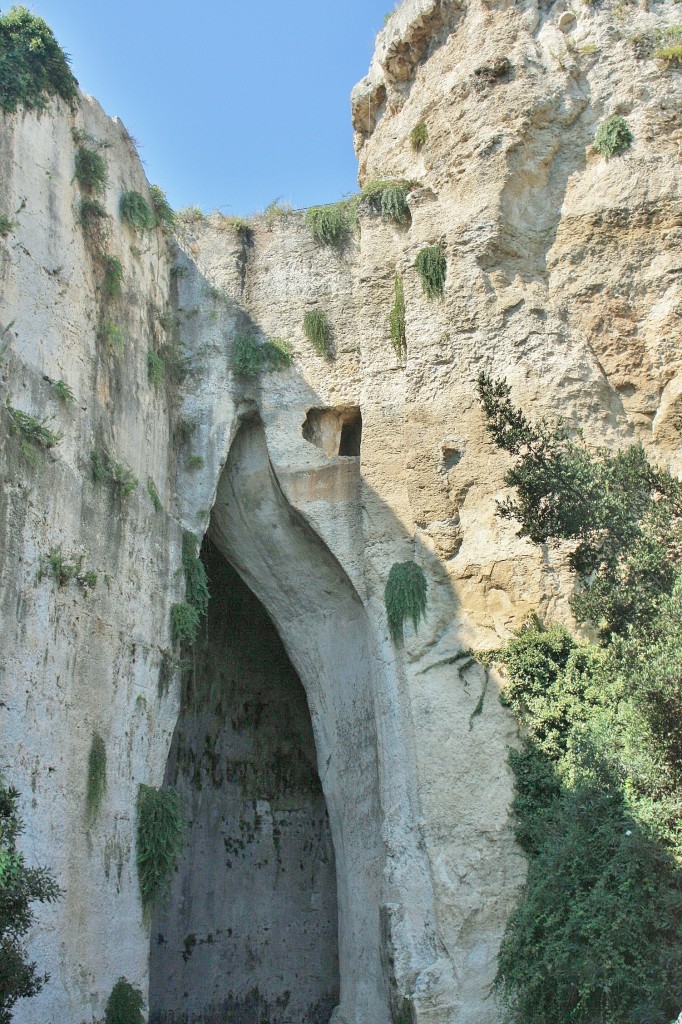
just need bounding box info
[149,542,339,1024]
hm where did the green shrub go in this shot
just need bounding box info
[593,115,633,159]
[0,215,17,238]
[0,775,61,1021]
[385,561,427,644]
[0,7,77,114]
[360,179,411,224]
[104,977,145,1024]
[149,184,176,231]
[186,454,204,470]
[86,733,106,818]
[655,42,682,65]
[182,531,209,618]
[79,197,108,233]
[7,405,62,462]
[303,309,332,358]
[100,254,123,299]
[90,448,138,498]
[171,602,200,645]
[51,379,74,403]
[176,205,205,224]
[415,244,446,298]
[146,478,162,512]
[74,147,107,194]
[119,190,155,231]
[136,784,186,907]
[389,274,406,359]
[410,121,428,151]
[147,350,164,389]
[305,200,357,244]
[231,334,294,377]
[38,548,96,590]
[97,320,123,355]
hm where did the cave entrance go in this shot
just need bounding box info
[149,539,339,1024]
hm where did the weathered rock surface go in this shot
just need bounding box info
[1,0,681,1021]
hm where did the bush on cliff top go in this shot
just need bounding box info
[0,7,77,113]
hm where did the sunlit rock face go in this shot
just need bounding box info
[2,0,681,1022]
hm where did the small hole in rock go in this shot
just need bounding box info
[442,448,462,472]
[302,406,362,457]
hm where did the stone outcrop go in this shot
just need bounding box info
[1,0,681,1022]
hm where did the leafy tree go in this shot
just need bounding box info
[0,777,61,1023]
[478,376,682,1024]
[477,372,682,639]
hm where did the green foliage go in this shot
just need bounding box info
[171,603,200,645]
[389,273,406,360]
[147,350,164,389]
[7,405,62,462]
[0,775,61,1023]
[410,121,428,151]
[100,254,123,299]
[97,320,123,355]
[655,42,682,65]
[38,548,97,589]
[305,200,357,244]
[136,784,186,907]
[51,379,74,403]
[360,179,412,224]
[119,190,155,232]
[149,185,176,231]
[262,198,294,229]
[91,448,138,498]
[86,733,106,818]
[182,531,209,619]
[0,215,17,238]
[414,244,446,299]
[0,7,77,114]
[176,205,205,224]
[303,309,332,358]
[385,561,428,644]
[79,197,108,235]
[146,478,162,512]
[186,454,204,470]
[74,147,107,194]
[593,115,633,159]
[104,977,145,1024]
[492,619,682,1024]
[231,334,293,377]
[477,373,682,638]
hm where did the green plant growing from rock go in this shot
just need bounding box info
[119,190,155,231]
[231,334,293,377]
[389,273,406,360]
[98,320,123,355]
[0,215,17,238]
[146,478,162,512]
[385,561,428,644]
[0,7,77,114]
[415,244,446,299]
[0,774,61,1021]
[303,309,332,358]
[147,350,164,389]
[104,977,145,1024]
[91,448,138,498]
[186,454,204,470]
[360,179,412,224]
[593,115,633,159]
[171,603,200,645]
[51,379,74,403]
[100,254,123,299]
[305,200,357,244]
[410,121,428,151]
[136,784,186,907]
[149,184,176,231]
[86,733,106,819]
[74,147,107,194]
[7,405,62,462]
[182,530,209,619]
[38,548,96,589]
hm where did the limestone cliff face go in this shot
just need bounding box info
[1,1,680,1022]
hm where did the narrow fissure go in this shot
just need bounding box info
[149,539,339,1024]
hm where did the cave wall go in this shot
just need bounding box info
[149,542,338,1024]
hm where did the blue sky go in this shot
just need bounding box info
[28,0,392,216]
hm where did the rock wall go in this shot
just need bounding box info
[1,0,681,1021]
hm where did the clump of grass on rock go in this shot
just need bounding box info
[385,561,428,644]
[593,115,633,159]
[415,244,446,299]
[303,309,332,358]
